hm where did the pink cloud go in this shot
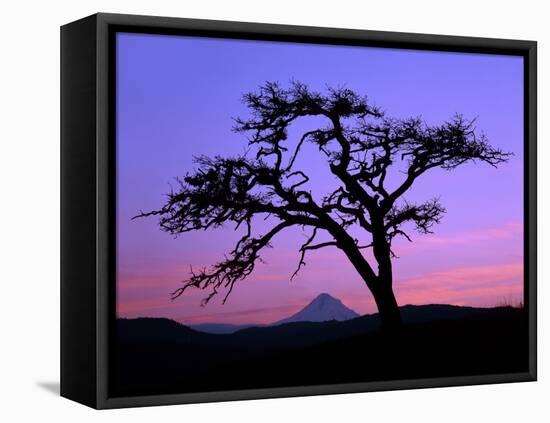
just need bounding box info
[117,297,183,315]
[394,221,522,251]
[179,304,303,325]
[116,220,524,323]
[394,261,523,307]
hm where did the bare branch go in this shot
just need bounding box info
[171,221,293,305]
[291,228,338,280]
[385,198,446,244]
[137,81,510,307]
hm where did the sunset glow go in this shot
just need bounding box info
[116,33,524,325]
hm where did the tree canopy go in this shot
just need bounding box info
[136,81,511,316]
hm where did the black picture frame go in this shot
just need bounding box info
[60,12,537,409]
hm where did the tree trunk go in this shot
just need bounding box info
[333,230,402,332]
[369,218,403,332]
[371,282,402,332]
[326,221,402,332]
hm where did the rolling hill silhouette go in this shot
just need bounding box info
[113,302,528,397]
[118,303,493,350]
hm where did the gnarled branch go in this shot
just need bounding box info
[137,81,511,306]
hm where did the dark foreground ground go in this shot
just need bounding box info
[111,305,528,397]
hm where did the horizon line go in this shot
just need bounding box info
[117,299,525,326]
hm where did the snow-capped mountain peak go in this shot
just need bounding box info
[274,293,359,325]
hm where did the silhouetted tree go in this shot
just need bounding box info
[136,81,511,331]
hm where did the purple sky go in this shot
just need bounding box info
[116,32,524,324]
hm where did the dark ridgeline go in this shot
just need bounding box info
[135,82,511,331]
[112,303,528,397]
[122,82,522,398]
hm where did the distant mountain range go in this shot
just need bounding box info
[188,293,359,334]
[187,322,263,334]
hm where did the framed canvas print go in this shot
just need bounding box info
[60,13,537,409]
